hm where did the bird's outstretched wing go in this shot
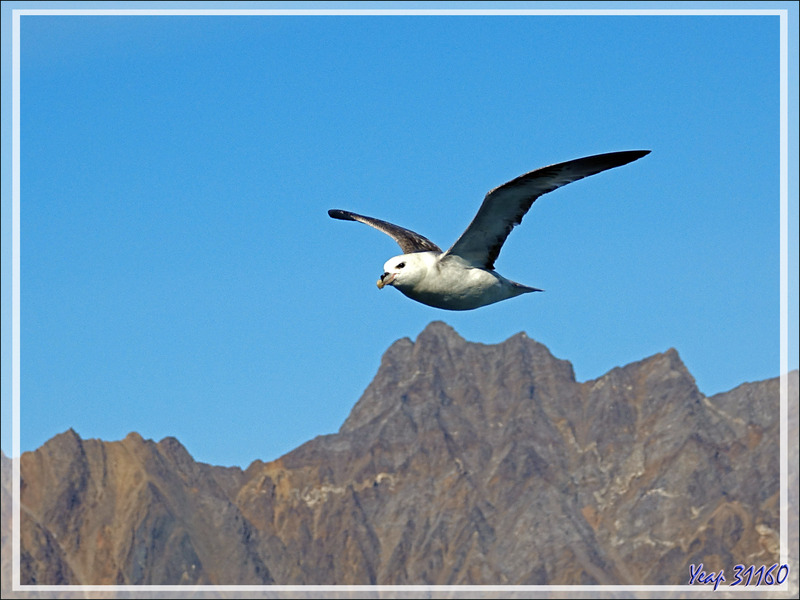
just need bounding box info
[328,209,443,254]
[443,150,651,270]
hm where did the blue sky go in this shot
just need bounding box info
[2,3,798,468]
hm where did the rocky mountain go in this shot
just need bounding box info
[3,321,797,588]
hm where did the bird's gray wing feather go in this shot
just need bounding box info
[328,209,442,254]
[443,150,650,270]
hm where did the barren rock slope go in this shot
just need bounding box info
[9,322,794,586]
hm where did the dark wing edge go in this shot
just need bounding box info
[444,150,651,270]
[328,209,442,254]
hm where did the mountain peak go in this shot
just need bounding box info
[339,322,575,437]
[419,319,457,334]
[37,428,86,463]
[416,320,463,342]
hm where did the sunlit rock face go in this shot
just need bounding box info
[6,321,793,586]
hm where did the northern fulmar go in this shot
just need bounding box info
[329,150,650,310]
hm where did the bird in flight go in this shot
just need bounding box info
[329,150,650,311]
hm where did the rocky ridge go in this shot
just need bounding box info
[3,321,796,588]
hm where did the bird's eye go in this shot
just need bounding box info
[396,262,405,269]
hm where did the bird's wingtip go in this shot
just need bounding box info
[619,149,650,158]
[328,209,352,220]
[612,149,651,166]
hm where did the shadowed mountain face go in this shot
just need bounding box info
[6,322,795,586]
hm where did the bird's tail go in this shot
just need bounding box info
[512,281,543,294]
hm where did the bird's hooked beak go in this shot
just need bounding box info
[377,272,396,289]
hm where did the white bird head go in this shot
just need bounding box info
[377,253,429,291]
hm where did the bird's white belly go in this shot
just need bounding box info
[400,266,516,311]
